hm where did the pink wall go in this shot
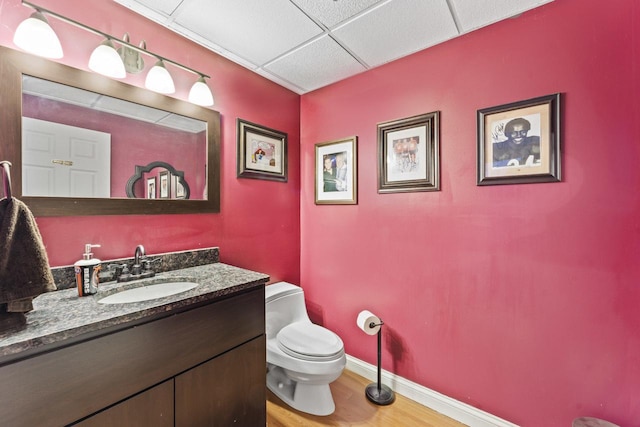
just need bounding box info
[0,0,301,284]
[300,0,639,426]
[2,0,638,425]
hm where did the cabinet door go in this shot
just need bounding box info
[175,336,266,427]
[73,380,173,427]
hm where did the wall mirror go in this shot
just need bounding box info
[0,46,220,216]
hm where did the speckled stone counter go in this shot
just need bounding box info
[0,262,269,361]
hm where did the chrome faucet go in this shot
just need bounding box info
[111,245,156,282]
[134,244,146,266]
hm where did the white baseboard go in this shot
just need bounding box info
[345,355,519,427]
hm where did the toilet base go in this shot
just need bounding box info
[267,365,336,416]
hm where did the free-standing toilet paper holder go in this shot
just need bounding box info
[359,312,395,405]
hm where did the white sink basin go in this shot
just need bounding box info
[98,281,199,304]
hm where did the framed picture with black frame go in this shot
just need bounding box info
[146,177,156,199]
[377,112,440,193]
[159,170,170,198]
[477,93,561,185]
[237,118,287,182]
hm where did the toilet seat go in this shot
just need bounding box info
[277,322,344,361]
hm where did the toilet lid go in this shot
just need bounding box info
[277,323,344,361]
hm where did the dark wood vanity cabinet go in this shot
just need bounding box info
[75,380,175,427]
[175,336,266,426]
[0,286,266,427]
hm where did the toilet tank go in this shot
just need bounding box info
[265,282,310,338]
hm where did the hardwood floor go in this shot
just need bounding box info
[267,369,467,426]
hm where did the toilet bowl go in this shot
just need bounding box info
[265,281,346,416]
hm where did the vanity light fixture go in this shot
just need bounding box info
[117,34,146,74]
[13,0,215,106]
[145,59,175,94]
[189,76,215,107]
[13,10,63,59]
[88,39,126,79]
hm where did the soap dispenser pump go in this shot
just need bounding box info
[74,244,101,297]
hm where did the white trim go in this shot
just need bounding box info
[346,355,519,427]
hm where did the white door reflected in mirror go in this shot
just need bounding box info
[22,117,111,198]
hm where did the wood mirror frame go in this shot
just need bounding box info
[0,46,220,216]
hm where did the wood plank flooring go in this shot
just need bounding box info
[267,369,467,426]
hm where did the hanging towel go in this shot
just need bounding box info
[0,197,56,313]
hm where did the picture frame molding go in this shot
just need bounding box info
[377,111,440,193]
[237,118,288,182]
[173,174,186,199]
[159,170,170,199]
[314,136,358,205]
[146,177,156,199]
[477,93,561,186]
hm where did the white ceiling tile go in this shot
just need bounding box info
[264,35,366,93]
[450,0,554,32]
[114,0,181,20]
[291,0,383,28]
[332,0,459,68]
[129,0,183,16]
[171,0,324,65]
[253,68,305,94]
[116,0,554,94]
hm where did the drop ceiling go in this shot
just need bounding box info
[114,0,553,94]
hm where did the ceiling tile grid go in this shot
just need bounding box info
[264,35,367,92]
[450,0,554,32]
[291,0,383,28]
[332,0,460,68]
[171,0,324,66]
[114,0,554,94]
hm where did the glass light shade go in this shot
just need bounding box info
[145,60,175,94]
[13,11,63,59]
[188,77,214,106]
[88,39,126,78]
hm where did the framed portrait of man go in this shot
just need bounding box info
[477,93,561,185]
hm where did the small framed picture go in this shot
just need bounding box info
[237,118,287,182]
[477,93,561,185]
[146,177,156,199]
[173,175,186,199]
[377,112,440,193]
[315,136,357,205]
[159,171,170,198]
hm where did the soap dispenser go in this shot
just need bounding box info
[74,244,101,297]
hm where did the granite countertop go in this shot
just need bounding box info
[0,262,269,361]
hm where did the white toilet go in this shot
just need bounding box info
[265,281,346,416]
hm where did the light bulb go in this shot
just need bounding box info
[188,76,214,106]
[13,11,63,59]
[88,39,126,78]
[145,60,175,94]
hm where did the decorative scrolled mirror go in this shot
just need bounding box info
[125,161,191,200]
[0,46,220,216]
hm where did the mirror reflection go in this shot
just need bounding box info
[21,76,207,200]
[126,161,191,200]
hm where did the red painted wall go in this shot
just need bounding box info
[0,0,301,284]
[300,0,639,426]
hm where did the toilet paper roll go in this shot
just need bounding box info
[357,310,381,335]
